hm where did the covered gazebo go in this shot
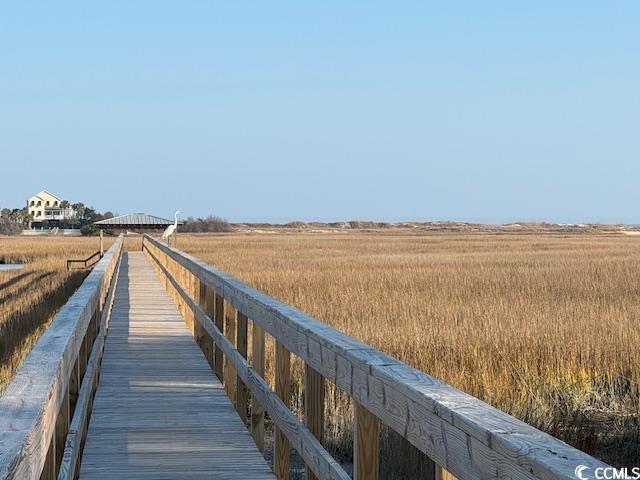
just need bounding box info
[93,213,176,231]
[93,213,180,253]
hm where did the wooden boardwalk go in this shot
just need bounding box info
[0,235,611,480]
[79,252,274,479]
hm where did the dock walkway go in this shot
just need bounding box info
[79,252,273,479]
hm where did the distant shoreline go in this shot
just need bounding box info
[227,220,639,235]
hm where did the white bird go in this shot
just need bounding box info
[162,211,181,242]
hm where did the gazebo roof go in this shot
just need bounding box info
[93,213,176,229]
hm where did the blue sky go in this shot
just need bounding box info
[1,2,638,223]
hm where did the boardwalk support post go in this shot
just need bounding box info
[236,311,249,424]
[224,303,237,401]
[214,293,224,381]
[354,402,380,480]
[304,365,324,480]
[275,341,291,480]
[251,323,266,451]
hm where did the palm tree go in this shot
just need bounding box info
[60,200,70,228]
[72,203,86,228]
[20,209,34,229]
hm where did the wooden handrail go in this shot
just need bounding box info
[144,240,349,479]
[58,242,122,480]
[66,251,103,271]
[0,235,123,480]
[142,233,611,480]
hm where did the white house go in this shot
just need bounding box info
[27,190,74,227]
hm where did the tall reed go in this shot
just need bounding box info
[181,232,640,467]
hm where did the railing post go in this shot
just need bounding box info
[224,303,237,401]
[170,257,178,304]
[437,467,457,480]
[179,266,187,324]
[79,333,88,380]
[194,277,202,347]
[41,434,56,480]
[251,323,266,451]
[275,341,291,480]
[201,284,215,369]
[354,402,380,480]
[172,261,180,311]
[69,355,80,412]
[304,365,324,480]
[189,271,197,335]
[236,311,249,424]
[214,293,224,381]
[54,389,70,475]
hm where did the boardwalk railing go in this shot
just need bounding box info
[66,251,103,271]
[142,234,611,480]
[0,235,123,480]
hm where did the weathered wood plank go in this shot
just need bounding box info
[53,389,69,474]
[202,286,215,369]
[78,252,273,479]
[304,365,324,480]
[40,439,55,480]
[236,312,249,424]
[251,323,266,452]
[145,245,350,480]
[214,293,225,381]
[225,303,237,401]
[437,467,458,480]
[0,236,123,480]
[354,402,380,480]
[275,342,291,480]
[58,249,122,480]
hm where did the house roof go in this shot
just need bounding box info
[93,213,177,229]
[29,190,62,202]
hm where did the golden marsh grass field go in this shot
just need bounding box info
[0,232,636,469]
[0,236,113,392]
[179,232,640,467]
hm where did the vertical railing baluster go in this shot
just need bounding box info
[437,467,457,480]
[224,303,237,401]
[354,402,380,480]
[275,342,291,480]
[54,389,70,475]
[202,284,215,369]
[40,434,55,480]
[214,293,224,381]
[236,312,249,424]
[304,364,324,480]
[251,323,266,451]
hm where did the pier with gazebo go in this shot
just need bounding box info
[67,213,180,270]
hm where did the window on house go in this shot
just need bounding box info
[30,201,34,206]
[37,201,41,207]
[37,211,41,217]
[54,201,58,207]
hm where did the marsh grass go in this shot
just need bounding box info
[181,232,640,468]
[0,236,113,393]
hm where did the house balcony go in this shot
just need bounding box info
[41,209,74,221]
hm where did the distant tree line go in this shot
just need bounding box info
[181,216,232,233]
[0,209,26,235]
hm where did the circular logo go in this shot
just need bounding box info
[575,465,590,480]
